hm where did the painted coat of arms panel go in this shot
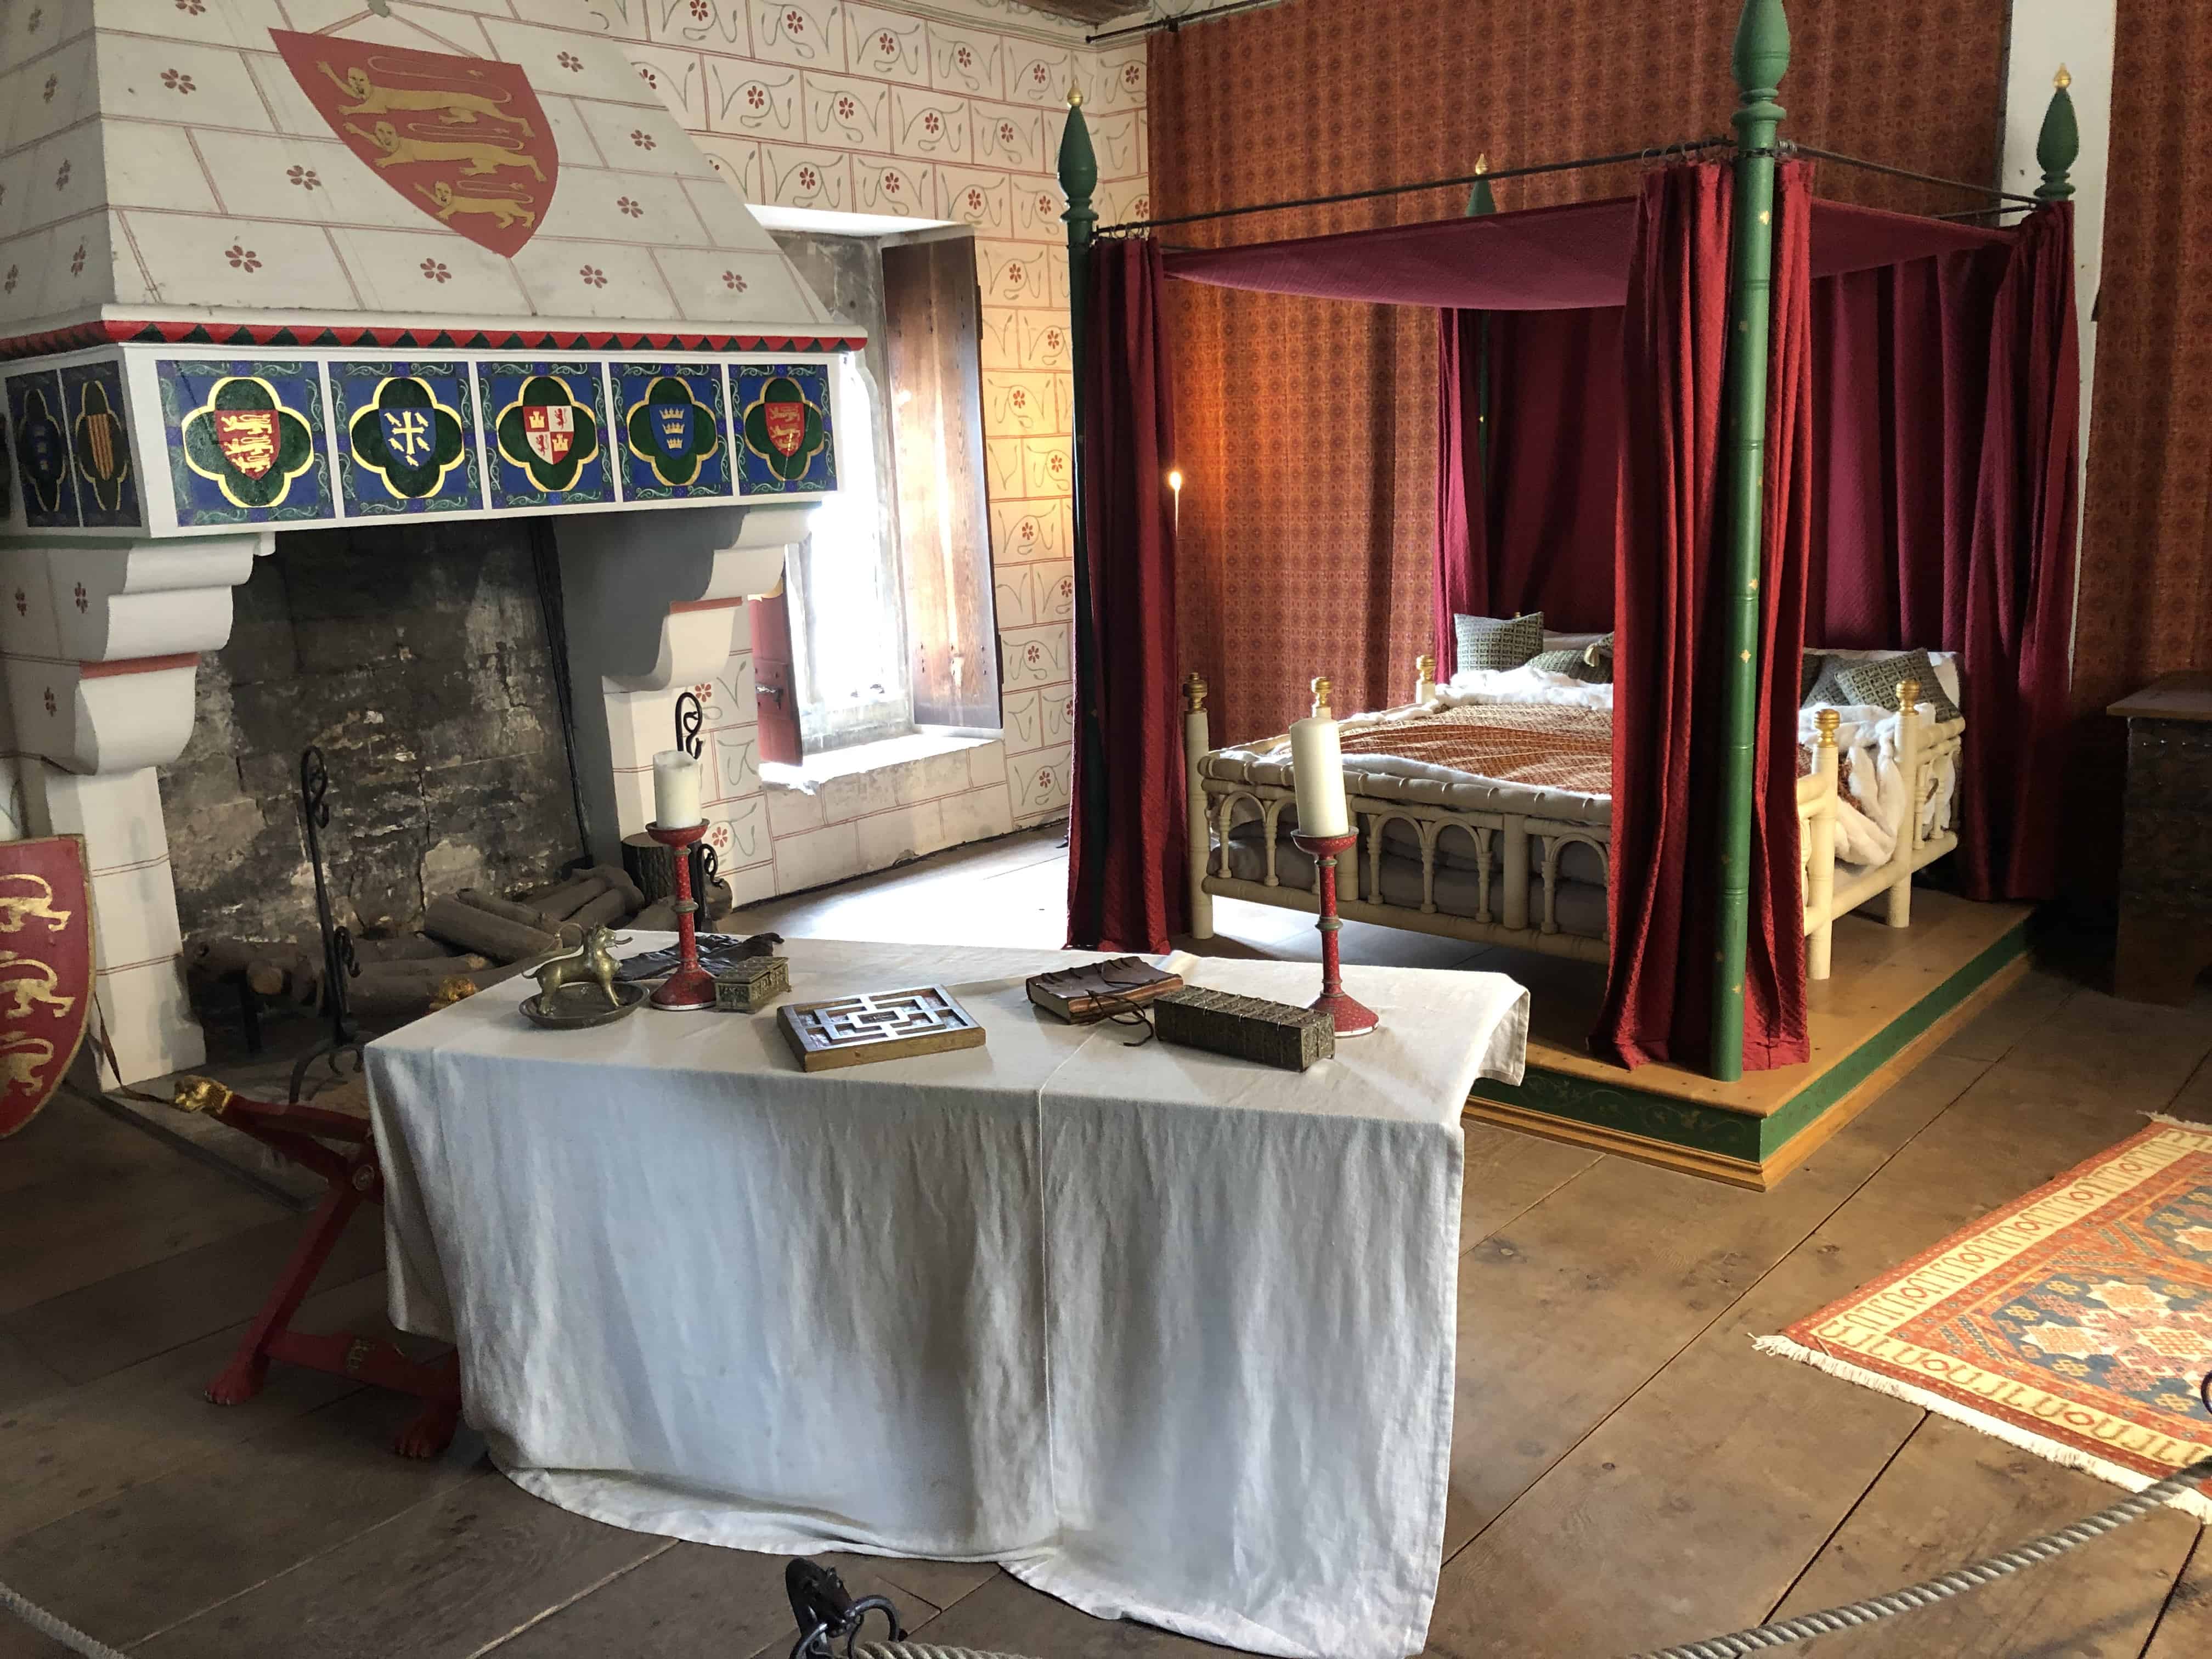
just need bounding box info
[613,362,733,503]
[331,362,483,517]
[732,362,838,497]
[60,361,140,531]
[6,368,80,529]
[0,835,94,1139]
[157,360,332,528]
[268,31,556,260]
[477,363,614,510]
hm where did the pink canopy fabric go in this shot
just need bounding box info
[1163,194,2013,311]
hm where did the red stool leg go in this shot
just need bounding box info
[206,1175,363,1406]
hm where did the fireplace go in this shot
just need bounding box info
[0,7,885,1085]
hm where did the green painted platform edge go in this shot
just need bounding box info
[1470,916,2031,1164]
[1756,916,2029,1157]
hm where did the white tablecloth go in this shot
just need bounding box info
[366,938,1527,1659]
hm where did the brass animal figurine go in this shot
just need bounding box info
[353,121,544,178]
[531,927,629,1008]
[416,180,538,230]
[319,60,533,130]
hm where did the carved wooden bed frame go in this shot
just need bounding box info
[1182,662,1962,981]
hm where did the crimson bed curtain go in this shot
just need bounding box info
[1442,204,2081,905]
[1805,205,2079,900]
[1065,236,1188,953]
[1594,161,1815,1071]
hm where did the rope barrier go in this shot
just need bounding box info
[12,1380,2212,1659]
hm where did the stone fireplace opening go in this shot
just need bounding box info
[162,519,586,950]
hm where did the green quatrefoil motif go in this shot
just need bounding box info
[625,375,720,488]
[741,375,826,483]
[348,376,467,501]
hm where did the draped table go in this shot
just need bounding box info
[366,938,1528,1659]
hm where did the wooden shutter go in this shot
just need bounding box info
[748,587,802,765]
[882,236,1001,730]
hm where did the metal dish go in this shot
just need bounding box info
[520,979,648,1030]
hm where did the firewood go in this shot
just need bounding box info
[703,878,735,922]
[183,938,270,982]
[348,961,483,1022]
[531,872,611,921]
[456,888,558,932]
[567,887,635,932]
[422,895,557,964]
[349,935,459,964]
[249,949,320,1005]
[585,864,647,911]
[631,900,678,932]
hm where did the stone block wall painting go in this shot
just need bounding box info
[61,361,139,530]
[479,363,614,510]
[331,362,483,517]
[732,362,836,496]
[614,362,732,502]
[6,369,78,529]
[158,360,331,528]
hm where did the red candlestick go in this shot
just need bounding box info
[1289,830,1379,1037]
[646,820,716,1011]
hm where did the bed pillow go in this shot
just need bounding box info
[1799,652,1830,704]
[1453,612,1544,673]
[1527,646,1609,684]
[1825,649,1964,724]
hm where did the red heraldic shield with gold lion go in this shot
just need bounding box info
[270,30,556,259]
[0,836,93,1139]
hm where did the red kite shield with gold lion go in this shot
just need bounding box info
[0,836,93,1139]
[270,31,556,259]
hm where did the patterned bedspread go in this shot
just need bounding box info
[1333,703,1614,795]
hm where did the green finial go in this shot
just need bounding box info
[1466,151,1496,217]
[1058,88,1098,229]
[1730,0,1791,141]
[2036,65,2078,201]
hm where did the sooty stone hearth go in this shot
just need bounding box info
[160,522,584,943]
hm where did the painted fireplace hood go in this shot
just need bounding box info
[0,0,857,538]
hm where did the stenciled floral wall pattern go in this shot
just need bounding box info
[562,0,1148,837]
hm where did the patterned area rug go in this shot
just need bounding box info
[1759,1116,2212,1521]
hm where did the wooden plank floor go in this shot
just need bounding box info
[5,826,2209,1659]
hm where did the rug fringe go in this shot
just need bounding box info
[1752,1334,2212,1525]
[2145,1111,2212,1131]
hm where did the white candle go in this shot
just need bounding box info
[1289,716,1350,838]
[652,749,703,828]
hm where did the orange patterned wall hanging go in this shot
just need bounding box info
[269,31,557,259]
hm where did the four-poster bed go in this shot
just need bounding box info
[1056,0,2080,1162]
[1181,662,1957,982]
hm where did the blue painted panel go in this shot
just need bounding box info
[731,362,838,497]
[611,361,732,502]
[157,360,332,527]
[7,369,77,528]
[330,362,481,517]
[60,360,140,530]
[477,362,613,510]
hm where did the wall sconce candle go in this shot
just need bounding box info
[1167,467,1183,536]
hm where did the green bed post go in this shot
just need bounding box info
[1708,0,1791,1082]
[2036,66,2079,201]
[1059,91,1105,943]
[1467,154,1496,483]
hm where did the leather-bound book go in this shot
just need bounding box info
[1026,956,1184,1023]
